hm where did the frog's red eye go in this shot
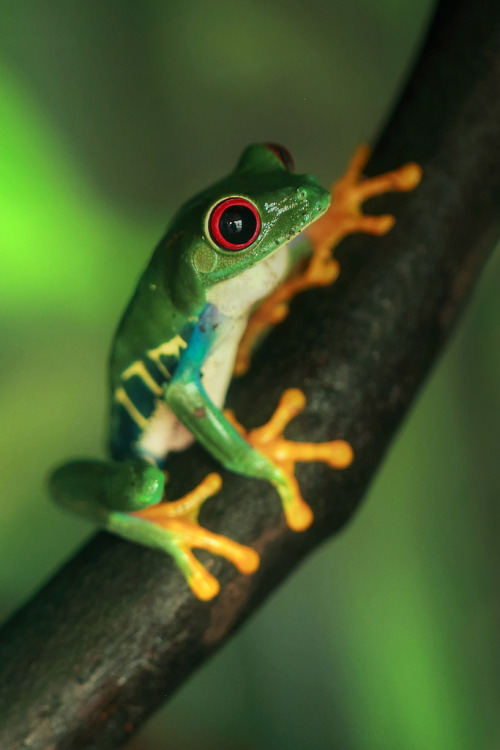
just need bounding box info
[265,143,295,172]
[209,197,261,251]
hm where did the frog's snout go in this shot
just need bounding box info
[292,175,330,224]
[296,174,329,212]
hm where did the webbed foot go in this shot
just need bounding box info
[225,389,353,531]
[305,144,422,263]
[126,473,260,600]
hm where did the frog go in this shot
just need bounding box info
[50,142,421,600]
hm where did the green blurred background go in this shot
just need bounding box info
[1,1,500,748]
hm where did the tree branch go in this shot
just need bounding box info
[2,0,500,747]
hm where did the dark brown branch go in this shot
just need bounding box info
[2,0,500,747]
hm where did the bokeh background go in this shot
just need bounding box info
[1,1,500,748]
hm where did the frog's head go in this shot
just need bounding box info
[171,143,330,290]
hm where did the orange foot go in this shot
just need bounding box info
[225,389,353,531]
[234,146,422,376]
[132,473,259,600]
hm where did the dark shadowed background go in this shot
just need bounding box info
[1,1,500,748]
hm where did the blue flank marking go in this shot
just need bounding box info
[124,376,157,420]
[175,303,220,375]
[108,309,219,462]
[143,357,167,388]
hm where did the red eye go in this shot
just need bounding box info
[209,197,261,251]
[265,143,295,172]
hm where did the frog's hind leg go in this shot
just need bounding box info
[234,146,422,376]
[127,473,259,600]
[50,459,259,600]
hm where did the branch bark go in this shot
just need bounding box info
[2,0,500,747]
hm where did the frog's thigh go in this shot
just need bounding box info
[49,458,165,515]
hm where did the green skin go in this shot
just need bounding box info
[49,144,330,577]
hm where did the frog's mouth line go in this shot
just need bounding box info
[271,200,327,251]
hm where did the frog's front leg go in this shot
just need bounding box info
[167,327,352,531]
[234,146,422,376]
[50,459,259,600]
[224,389,353,529]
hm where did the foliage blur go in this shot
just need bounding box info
[1,1,500,748]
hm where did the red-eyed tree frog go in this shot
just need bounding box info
[50,143,421,600]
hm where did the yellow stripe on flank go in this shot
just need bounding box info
[152,358,171,379]
[114,387,149,429]
[148,335,188,370]
[122,361,164,395]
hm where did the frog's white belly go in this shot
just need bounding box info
[138,244,291,463]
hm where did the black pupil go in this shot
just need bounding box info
[219,205,257,246]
